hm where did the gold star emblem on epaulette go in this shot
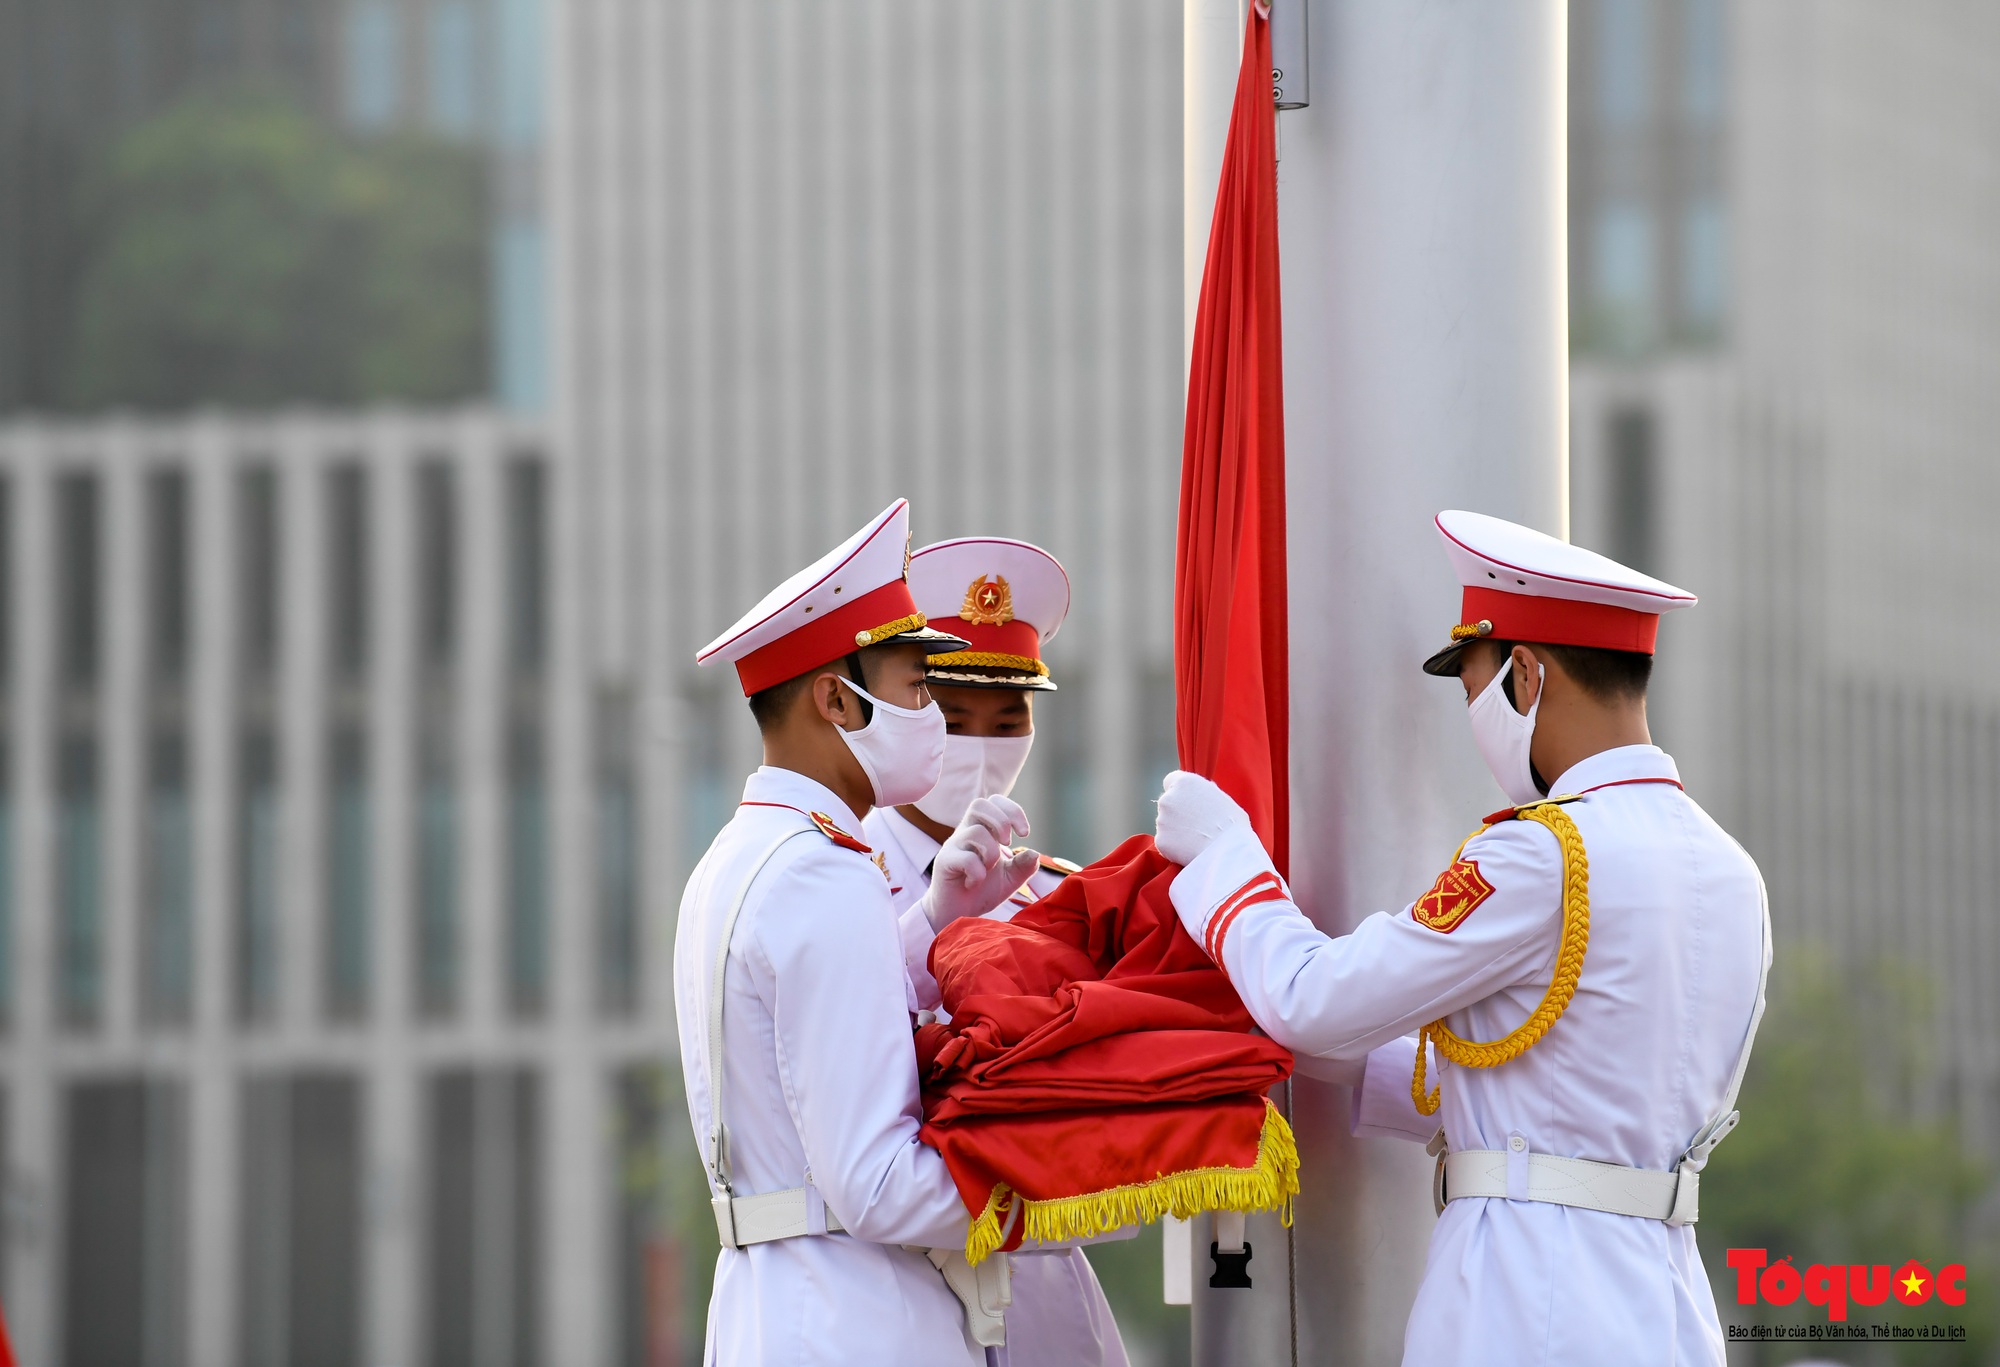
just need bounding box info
[959,575,1015,626]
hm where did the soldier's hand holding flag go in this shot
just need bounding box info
[921,794,1040,929]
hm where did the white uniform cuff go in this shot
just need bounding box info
[1351,1035,1438,1144]
[1168,823,1283,958]
[898,901,941,1012]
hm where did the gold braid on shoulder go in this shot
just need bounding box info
[1411,801,1591,1117]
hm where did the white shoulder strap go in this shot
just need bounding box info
[707,824,818,1197]
[1674,860,1774,1179]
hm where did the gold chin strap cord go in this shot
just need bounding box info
[924,650,1049,677]
[1412,801,1591,1117]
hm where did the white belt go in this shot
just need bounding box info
[1441,1144,1699,1224]
[713,1185,847,1248]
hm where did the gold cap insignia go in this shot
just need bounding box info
[959,575,1015,627]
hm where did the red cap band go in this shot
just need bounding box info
[735,580,922,695]
[1459,586,1659,655]
[949,620,1043,661]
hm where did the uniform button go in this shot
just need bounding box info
[1509,1135,1526,1152]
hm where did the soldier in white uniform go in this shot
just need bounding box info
[1153,511,1771,1367]
[861,537,1130,1367]
[678,500,1046,1367]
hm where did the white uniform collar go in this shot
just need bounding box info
[740,765,868,833]
[1546,743,1682,799]
[875,804,944,872]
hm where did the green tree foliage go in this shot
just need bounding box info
[62,90,487,411]
[1698,950,1998,1364]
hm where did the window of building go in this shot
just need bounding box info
[597,689,639,1017]
[1607,406,1659,577]
[426,1067,543,1367]
[63,1078,188,1367]
[149,469,191,682]
[0,473,13,688]
[0,739,12,1030]
[416,460,459,1017]
[241,1073,363,1367]
[496,220,548,411]
[495,0,545,152]
[240,465,281,678]
[427,0,479,137]
[238,730,281,1024]
[327,725,371,1020]
[57,733,101,1028]
[1047,671,1095,865]
[418,460,457,672]
[192,1,238,73]
[507,721,547,1018]
[1595,0,1653,128]
[1679,196,1727,338]
[1679,0,1725,124]
[1135,667,1178,838]
[1591,201,1658,353]
[344,0,401,130]
[683,688,732,861]
[145,470,194,1026]
[58,472,99,689]
[613,1064,695,1367]
[418,729,458,1019]
[506,455,546,674]
[328,463,370,681]
[145,731,194,1025]
[0,477,12,1029]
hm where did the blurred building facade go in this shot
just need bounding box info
[0,0,548,413]
[1568,0,2000,1155]
[0,1,1184,1365]
[11,2,1994,1365]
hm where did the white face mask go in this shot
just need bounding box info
[914,732,1035,828]
[1467,658,1545,806]
[831,676,948,809]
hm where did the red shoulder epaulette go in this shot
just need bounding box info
[808,810,873,855]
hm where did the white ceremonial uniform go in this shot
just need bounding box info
[676,767,979,1367]
[1171,745,1769,1367]
[863,804,1131,1367]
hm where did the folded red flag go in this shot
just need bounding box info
[918,837,1296,1261]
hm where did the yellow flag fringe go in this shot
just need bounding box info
[962,1098,1299,1265]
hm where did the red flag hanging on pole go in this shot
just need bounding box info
[910,1,1304,1261]
[1177,1,1289,877]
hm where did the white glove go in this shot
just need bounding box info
[1153,769,1252,866]
[922,795,1040,930]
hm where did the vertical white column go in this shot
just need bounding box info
[101,428,142,1045]
[460,435,504,1038]
[368,417,419,1367]
[547,400,606,1364]
[1185,3,1570,1363]
[8,433,57,1365]
[281,424,326,1037]
[186,419,239,1367]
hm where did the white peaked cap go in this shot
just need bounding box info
[695,499,969,696]
[1423,510,1696,676]
[907,537,1071,690]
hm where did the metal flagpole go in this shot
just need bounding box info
[1182,1,1570,1363]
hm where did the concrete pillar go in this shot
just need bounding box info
[1184,2,1569,1363]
